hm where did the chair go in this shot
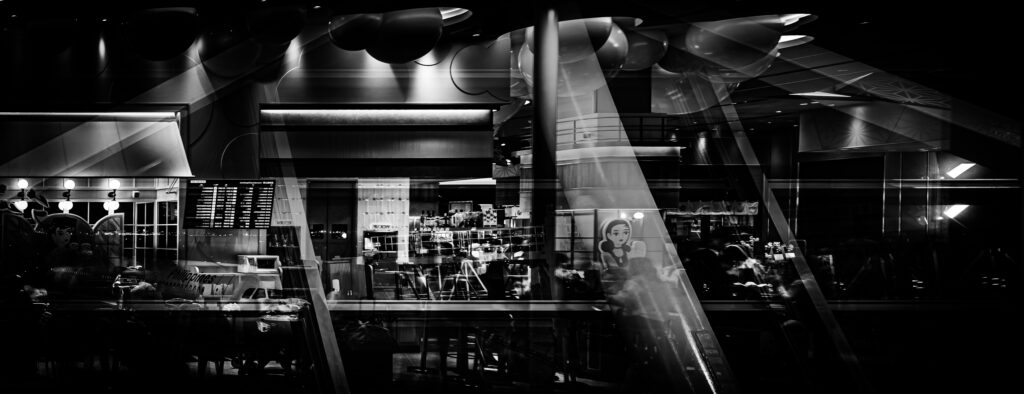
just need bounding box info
[439,259,488,300]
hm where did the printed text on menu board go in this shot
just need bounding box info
[183,179,276,229]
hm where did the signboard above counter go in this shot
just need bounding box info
[183,179,276,229]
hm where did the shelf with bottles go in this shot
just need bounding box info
[267,226,301,266]
[406,226,544,257]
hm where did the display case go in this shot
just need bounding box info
[237,254,281,273]
[268,225,301,266]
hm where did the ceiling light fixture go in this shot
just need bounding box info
[789,92,852,98]
[439,178,496,186]
[943,204,969,219]
[779,35,808,44]
[13,179,29,212]
[59,179,75,213]
[946,163,976,179]
[780,14,811,26]
[439,7,472,26]
[104,178,120,213]
[777,35,814,49]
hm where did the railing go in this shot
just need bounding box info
[504,114,696,150]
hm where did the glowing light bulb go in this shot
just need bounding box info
[63,179,76,190]
[632,212,645,220]
[109,179,121,189]
[13,200,28,211]
[58,200,74,213]
[103,200,120,212]
[17,179,28,189]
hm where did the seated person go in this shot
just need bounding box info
[553,253,600,300]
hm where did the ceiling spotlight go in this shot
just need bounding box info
[632,212,645,220]
[472,33,480,37]
[313,5,321,9]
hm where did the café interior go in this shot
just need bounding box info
[0,1,1020,394]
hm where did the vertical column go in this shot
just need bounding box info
[882,152,902,236]
[532,5,558,300]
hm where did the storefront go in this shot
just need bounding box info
[1,3,1020,394]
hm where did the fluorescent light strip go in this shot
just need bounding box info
[789,92,852,98]
[946,163,976,178]
[0,111,177,119]
[261,108,491,117]
[943,204,969,219]
[439,178,496,186]
[262,109,490,115]
[261,109,493,126]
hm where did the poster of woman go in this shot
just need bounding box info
[598,217,647,269]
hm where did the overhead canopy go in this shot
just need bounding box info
[0,111,193,178]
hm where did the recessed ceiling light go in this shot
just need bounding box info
[775,110,782,113]
[800,103,808,106]
[472,33,480,37]
[313,5,321,9]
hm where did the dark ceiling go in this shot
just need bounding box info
[0,0,1018,121]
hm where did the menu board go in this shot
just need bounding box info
[183,179,275,229]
